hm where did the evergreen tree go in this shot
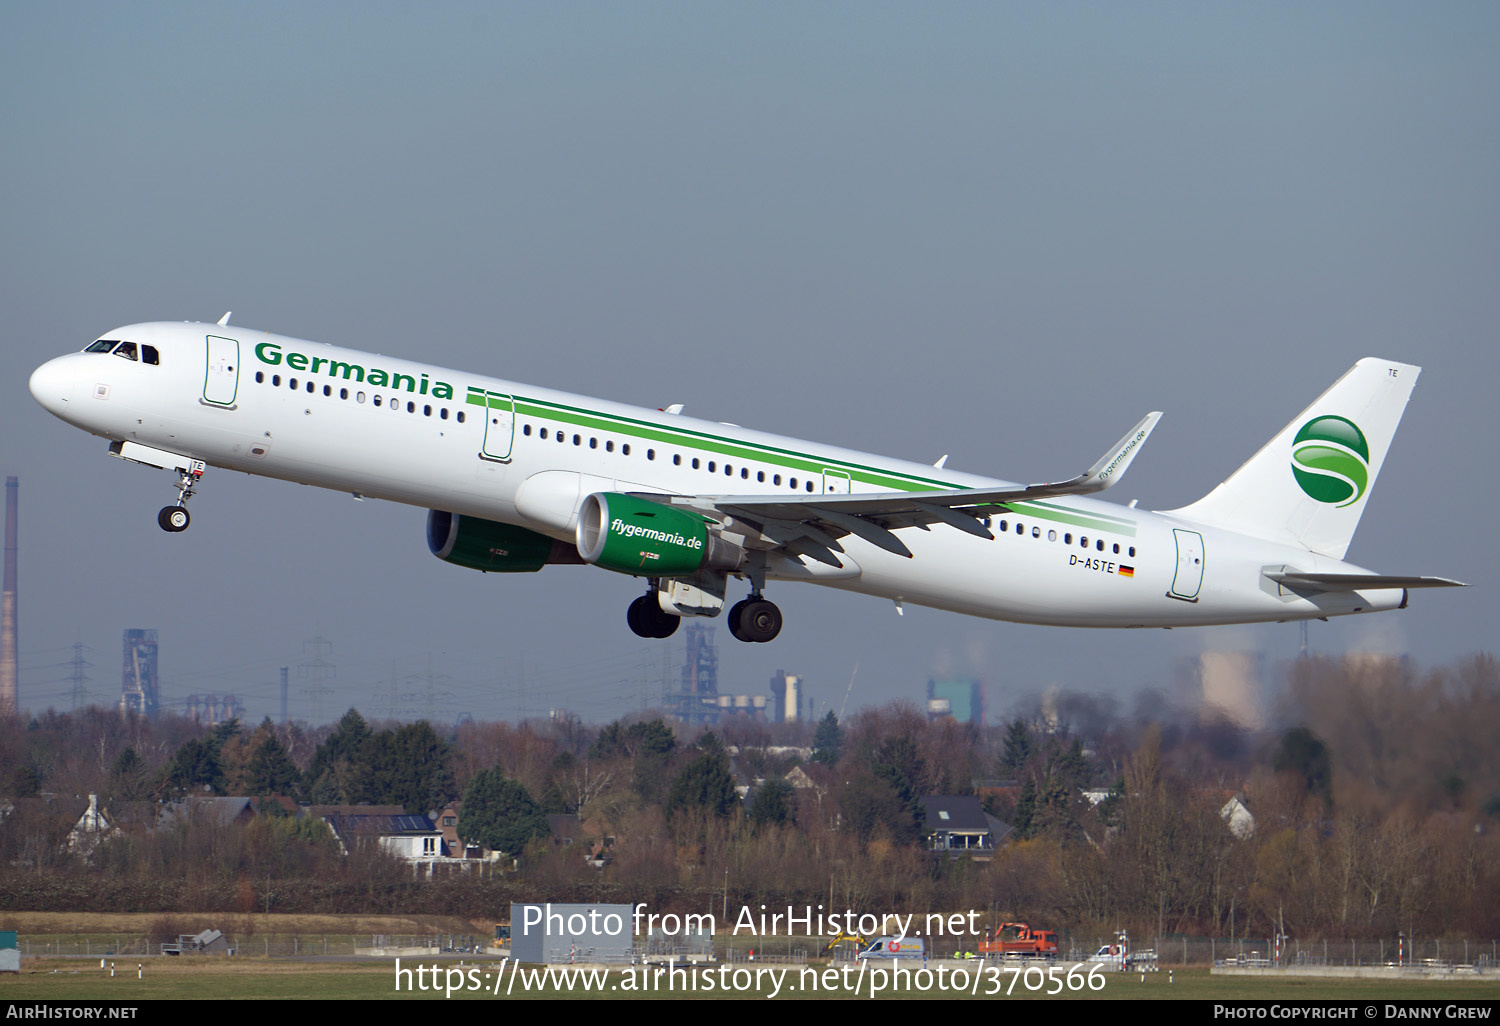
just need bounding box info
[359,721,456,813]
[871,734,924,843]
[166,736,225,795]
[1273,726,1333,809]
[747,777,795,829]
[247,735,301,796]
[107,746,151,801]
[1000,719,1032,776]
[811,711,843,765]
[1012,777,1038,839]
[664,748,737,820]
[458,767,550,857]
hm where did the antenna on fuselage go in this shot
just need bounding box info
[216,311,232,326]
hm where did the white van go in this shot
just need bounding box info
[857,936,926,961]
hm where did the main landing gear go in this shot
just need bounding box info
[728,594,782,644]
[627,593,680,639]
[157,465,203,533]
[625,587,783,643]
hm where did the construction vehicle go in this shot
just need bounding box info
[823,931,868,957]
[978,922,1059,959]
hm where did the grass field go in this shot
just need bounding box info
[5,957,1500,1001]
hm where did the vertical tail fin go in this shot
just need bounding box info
[1164,358,1419,559]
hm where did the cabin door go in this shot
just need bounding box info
[480,392,516,461]
[1169,528,1204,601]
[202,335,239,407]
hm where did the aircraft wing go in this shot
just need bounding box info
[653,412,1162,564]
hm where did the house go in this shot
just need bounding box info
[922,796,1012,859]
[320,811,443,866]
[1220,796,1255,840]
[0,793,118,864]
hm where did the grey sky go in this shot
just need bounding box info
[3,3,1494,727]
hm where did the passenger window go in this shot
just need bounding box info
[440,408,448,420]
[590,437,597,449]
[424,405,432,416]
[307,381,315,393]
[647,449,656,460]
[1032,526,1040,538]
[756,471,764,482]
[1064,533,1071,544]
[1080,536,1088,548]
[573,434,581,445]
[374,395,382,407]
[357,391,366,403]
[540,428,548,439]
[622,444,631,455]
[273,375,281,386]
[725,464,732,476]
[456,411,465,423]
[324,385,332,397]
[673,454,681,465]
[407,401,415,413]
[1015,522,1024,534]
[606,440,614,452]
[141,345,160,365]
[255,371,264,384]
[289,377,298,389]
[340,388,348,399]
[1112,543,1120,554]
[709,461,717,472]
[998,519,1007,532]
[806,481,814,492]
[1048,530,1057,542]
[789,477,797,489]
[692,457,699,469]
[1129,546,1136,557]
[1096,539,1104,551]
[773,474,781,485]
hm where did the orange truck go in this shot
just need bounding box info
[978,922,1059,959]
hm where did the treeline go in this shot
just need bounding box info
[1,654,1498,941]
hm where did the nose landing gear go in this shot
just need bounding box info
[157,464,203,533]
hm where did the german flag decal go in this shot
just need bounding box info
[1118,565,1135,578]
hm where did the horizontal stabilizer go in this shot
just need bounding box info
[1264,571,1466,592]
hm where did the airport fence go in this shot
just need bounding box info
[15,934,477,957]
[1063,934,1500,972]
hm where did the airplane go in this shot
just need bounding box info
[28,317,1462,643]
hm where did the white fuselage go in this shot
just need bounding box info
[29,322,1405,629]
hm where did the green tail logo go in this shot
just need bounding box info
[1291,415,1369,507]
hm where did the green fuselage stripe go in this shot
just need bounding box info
[468,389,953,492]
[1001,500,1137,537]
[464,389,1136,535]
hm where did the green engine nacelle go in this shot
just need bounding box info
[427,510,581,573]
[576,492,740,577]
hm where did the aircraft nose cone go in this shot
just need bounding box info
[29,356,74,415]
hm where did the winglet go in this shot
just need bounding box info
[217,311,232,326]
[1024,412,1162,498]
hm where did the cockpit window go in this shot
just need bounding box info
[113,342,138,361]
[141,344,159,365]
[85,340,117,353]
